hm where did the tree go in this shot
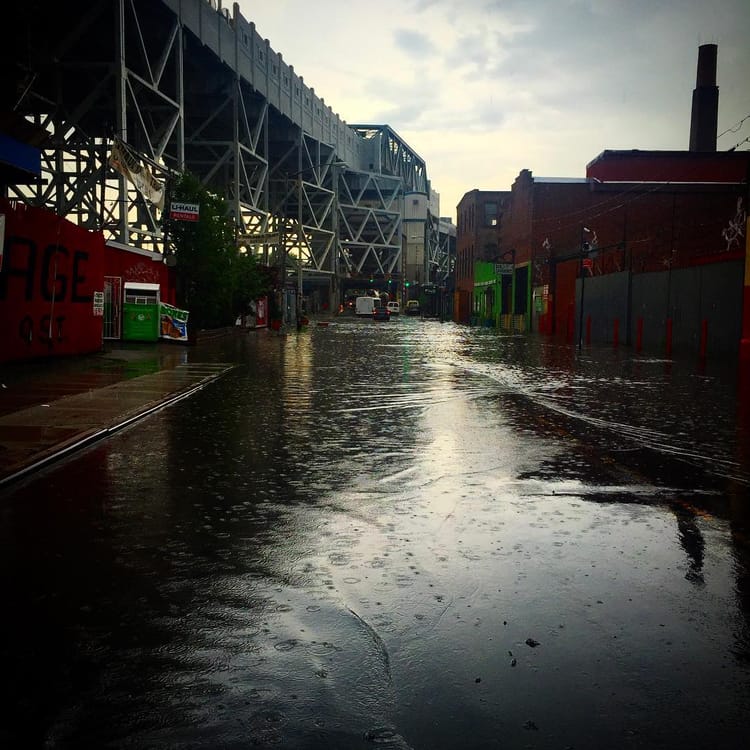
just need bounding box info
[162,172,271,328]
[232,251,270,315]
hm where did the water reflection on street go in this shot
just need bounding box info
[2,318,749,749]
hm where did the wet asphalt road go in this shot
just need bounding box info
[1,317,749,749]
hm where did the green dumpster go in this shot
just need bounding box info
[122,282,160,341]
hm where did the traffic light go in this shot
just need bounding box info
[405,281,410,288]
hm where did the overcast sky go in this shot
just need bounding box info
[236,0,750,219]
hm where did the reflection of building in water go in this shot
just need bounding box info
[729,360,750,661]
[669,491,750,661]
[730,524,750,663]
[671,504,706,585]
[282,334,315,434]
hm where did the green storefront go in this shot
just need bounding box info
[472,260,532,331]
[473,261,502,326]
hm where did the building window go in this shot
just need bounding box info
[484,202,497,227]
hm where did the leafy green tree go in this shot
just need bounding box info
[162,172,271,328]
[232,251,270,314]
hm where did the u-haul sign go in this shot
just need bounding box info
[169,202,200,222]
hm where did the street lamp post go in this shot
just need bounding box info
[330,163,341,312]
[297,174,304,328]
[498,248,516,327]
[578,226,593,351]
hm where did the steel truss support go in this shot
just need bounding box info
[6,0,273,256]
[3,0,440,297]
[337,170,402,279]
[8,0,182,252]
[349,124,454,286]
[426,212,451,289]
[112,0,182,250]
[258,129,404,301]
[350,125,428,194]
[185,59,270,252]
[260,133,339,284]
[424,215,453,285]
[434,222,453,283]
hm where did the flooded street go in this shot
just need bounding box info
[2,318,749,749]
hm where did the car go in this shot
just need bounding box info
[387,301,400,315]
[404,300,420,316]
[372,306,391,321]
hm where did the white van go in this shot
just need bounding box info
[355,296,381,316]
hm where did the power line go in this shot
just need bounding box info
[728,135,750,151]
[528,153,747,244]
[718,112,750,139]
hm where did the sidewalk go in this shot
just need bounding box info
[0,335,236,487]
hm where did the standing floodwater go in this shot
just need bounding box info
[1,318,749,749]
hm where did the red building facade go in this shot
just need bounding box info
[455,189,508,324]
[1,199,177,363]
[497,152,749,351]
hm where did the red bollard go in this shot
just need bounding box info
[567,304,575,344]
[613,318,619,348]
[699,319,708,359]
[636,318,643,352]
[666,318,673,357]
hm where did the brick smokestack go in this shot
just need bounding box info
[689,43,718,152]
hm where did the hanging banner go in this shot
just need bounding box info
[109,138,165,209]
[159,301,189,342]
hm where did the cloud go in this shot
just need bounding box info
[237,0,750,217]
[393,29,436,57]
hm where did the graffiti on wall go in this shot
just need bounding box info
[0,200,104,362]
[125,259,163,284]
[722,197,746,252]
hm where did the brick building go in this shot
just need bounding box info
[498,151,749,353]
[456,45,750,356]
[455,189,509,324]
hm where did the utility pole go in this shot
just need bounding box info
[297,174,303,327]
[578,226,593,351]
